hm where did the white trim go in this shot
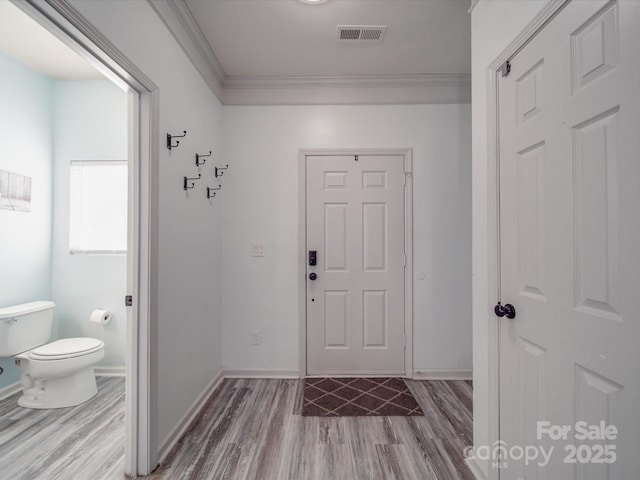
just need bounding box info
[298,148,414,378]
[223,369,300,379]
[467,0,480,15]
[222,74,470,106]
[480,2,570,480]
[19,0,156,92]
[147,0,224,100]
[298,151,307,380]
[149,0,471,105]
[95,366,126,377]
[490,0,570,71]
[404,151,414,379]
[466,456,489,480]
[13,0,159,476]
[0,381,21,401]
[413,369,473,381]
[157,369,225,464]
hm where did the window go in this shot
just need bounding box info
[69,161,128,254]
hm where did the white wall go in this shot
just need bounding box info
[471,1,548,477]
[221,104,471,376]
[69,0,224,451]
[51,80,128,367]
[0,52,53,388]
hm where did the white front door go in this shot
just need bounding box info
[498,1,640,478]
[306,154,406,376]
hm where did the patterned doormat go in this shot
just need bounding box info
[302,377,424,416]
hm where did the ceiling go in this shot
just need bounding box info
[155,0,472,103]
[185,0,471,77]
[0,1,103,81]
[0,0,471,105]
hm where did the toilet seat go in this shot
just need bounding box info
[29,338,104,361]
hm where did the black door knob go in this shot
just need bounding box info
[309,272,317,281]
[494,302,516,319]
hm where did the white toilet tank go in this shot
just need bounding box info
[0,301,54,357]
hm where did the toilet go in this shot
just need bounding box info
[0,301,104,409]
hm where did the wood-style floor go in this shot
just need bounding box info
[150,378,474,480]
[0,377,473,480]
[0,376,125,480]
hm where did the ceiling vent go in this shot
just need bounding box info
[337,25,387,42]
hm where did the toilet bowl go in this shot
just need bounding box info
[0,301,105,409]
[16,337,105,409]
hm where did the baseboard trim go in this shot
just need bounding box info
[465,456,488,480]
[0,380,21,401]
[95,366,126,377]
[223,369,300,379]
[158,369,225,463]
[412,369,473,380]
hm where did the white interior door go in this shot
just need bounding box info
[498,1,640,478]
[306,154,406,376]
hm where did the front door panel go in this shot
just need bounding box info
[306,154,405,375]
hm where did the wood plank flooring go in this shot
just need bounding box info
[150,378,474,480]
[0,376,125,480]
[0,377,473,480]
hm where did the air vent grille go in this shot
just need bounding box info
[337,25,387,42]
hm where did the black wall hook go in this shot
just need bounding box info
[167,130,187,150]
[196,151,212,166]
[207,186,221,199]
[183,174,201,190]
[215,164,229,178]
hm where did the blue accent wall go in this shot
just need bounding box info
[0,52,54,388]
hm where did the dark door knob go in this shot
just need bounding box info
[309,272,317,281]
[494,302,516,319]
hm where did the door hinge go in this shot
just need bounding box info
[403,254,407,267]
[500,60,511,78]
[125,295,133,307]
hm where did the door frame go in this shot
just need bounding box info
[483,2,571,479]
[298,148,414,378]
[13,0,160,475]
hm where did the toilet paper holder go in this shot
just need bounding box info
[90,309,112,325]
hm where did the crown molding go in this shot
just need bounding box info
[222,73,470,105]
[224,74,469,89]
[148,0,225,99]
[150,0,471,105]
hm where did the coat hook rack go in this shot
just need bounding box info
[167,130,187,150]
[207,185,221,198]
[183,173,201,190]
[215,164,229,178]
[196,151,212,166]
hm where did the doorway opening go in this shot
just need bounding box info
[0,0,158,475]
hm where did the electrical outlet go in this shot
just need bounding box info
[251,329,261,345]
